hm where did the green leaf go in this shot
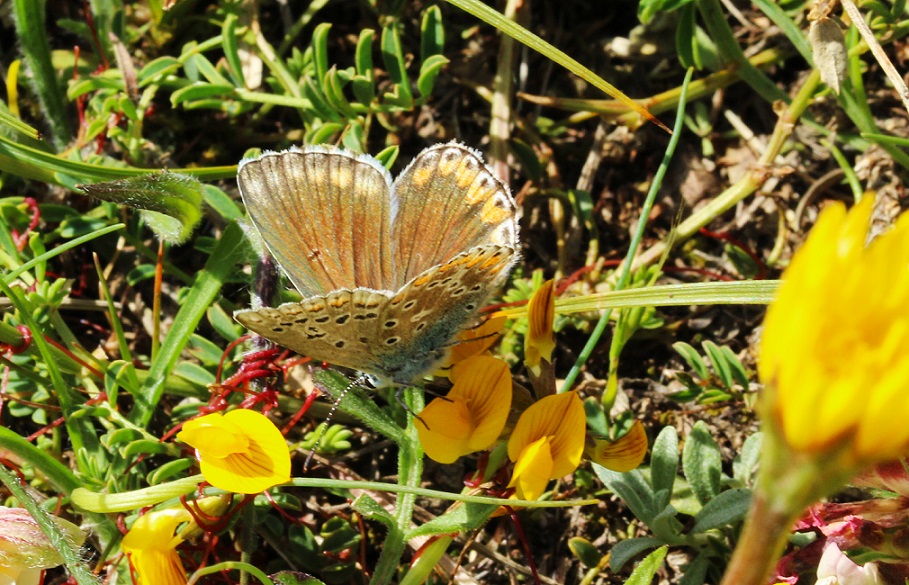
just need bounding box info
[675,3,697,69]
[625,545,668,585]
[594,466,655,525]
[171,82,235,107]
[720,343,750,389]
[682,421,722,505]
[609,537,663,572]
[420,5,445,62]
[416,54,449,98]
[80,172,204,244]
[312,22,332,83]
[650,426,678,510]
[638,0,696,23]
[408,502,498,539]
[186,52,231,85]
[702,340,733,389]
[733,432,762,487]
[350,494,395,529]
[222,12,245,87]
[568,537,603,568]
[381,23,412,105]
[690,487,751,533]
[673,341,707,379]
[355,29,375,77]
[510,139,542,183]
[137,56,182,86]
[147,458,195,485]
[323,67,357,119]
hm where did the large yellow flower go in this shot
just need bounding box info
[759,195,909,465]
[507,391,586,501]
[418,355,512,464]
[177,409,291,494]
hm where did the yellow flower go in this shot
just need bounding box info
[759,195,909,466]
[720,196,909,585]
[0,507,85,585]
[507,391,586,501]
[121,508,190,585]
[524,279,556,375]
[418,355,512,464]
[586,420,648,472]
[177,409,291,494]
[442,316,507,370]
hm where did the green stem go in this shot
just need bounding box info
[719,492,798,585]
[632,68,823,270]
[370,388,424,585]
[12,0,73,147]
[561,68,692,393]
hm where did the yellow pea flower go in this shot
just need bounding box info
[442,316,507,370]
[418,355,512,464]
[586,420,648,472]
[121,508,191,585]
[507,391,586,501]
[177,409,291,494]
[524,280,556,375]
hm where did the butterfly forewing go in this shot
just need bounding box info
[391,143,517,286]
[238,147,398,296]
[235,142,520,385]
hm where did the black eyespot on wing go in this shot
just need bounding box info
[335,314,350,324]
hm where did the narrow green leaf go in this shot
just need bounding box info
[702,340,734,390]
[420,5,445,62]
[355,29,375,78]
[594,466,656,525]
[609,538,663,572]
[80,172,204,244]
[186,52,232,86]
[137,56,182,86]
[381,23,412,103]
[222,12,245,87]
[312,22,332,83]
[416,54,449,98]
[650,426,679,510]
[625,545,668,585]
[171,82,235,106]
[682,421,722,505]
[673,341,708,379]
[720,344,750,389]
[12,0,73,146]
[690,488,751,533]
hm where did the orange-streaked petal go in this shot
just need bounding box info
[508,436,554,501]
[178,409,291,494]
[507,391,586,479]
[450,355,512,452]
[587,420,648,472]
[418,355,512,463]
[417,398,473,464]
[122,508,191,585]
[525,280,556,372]
[444,316,508,368]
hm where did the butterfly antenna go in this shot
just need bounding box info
[303,373,369,471]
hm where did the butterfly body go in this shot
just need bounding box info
[235,142,518,385]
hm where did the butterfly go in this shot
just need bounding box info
[234,142,519,385]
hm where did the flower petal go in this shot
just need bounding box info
[178,409,291,494]
[508,436,554,501]
[587,420,648,472]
